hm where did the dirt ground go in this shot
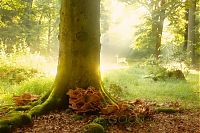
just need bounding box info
[13,109,200,133]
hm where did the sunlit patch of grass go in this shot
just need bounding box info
[13,77,54,95]
[100,64,129,72]
[102,62,200,109]
[0,81,14,106]
[0,47,57,107]
[0,77,54,106]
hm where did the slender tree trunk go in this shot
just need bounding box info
[187,0,196,64]
[155,16,165,59]
[48,15,52,53]
[153,0,166,59]
[24,0,33,47]
[152,15,159,58]
[30,0,103,115]
[36,14,43,49]
[183,5,189,51]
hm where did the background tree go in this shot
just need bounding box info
[0,0,60,54]
[187,0,197,65]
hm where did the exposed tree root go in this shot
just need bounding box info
[30,89,52,107]
[100,82,117,105]
[29,97,59,116]
[0,86,114,132]
[0,90,57,132]
[0,112,31,133]
[155,108,178,114]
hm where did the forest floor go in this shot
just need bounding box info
[0,55,199,133]
[12,109,200,133]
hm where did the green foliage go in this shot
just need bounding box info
[105,83,127,99]
[0,45,54,106]
[0,0,60,54]
[144,56,168,80]
[143,55,187,81]
[0,66,40,84]
[127,0,200,64]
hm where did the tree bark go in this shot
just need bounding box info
[47,15,52,52]
[183,0,189,51]
[29,0,104,116]
[152,0,166,59]
[0,1,115,131]
[187,0,196,64]
[23,0,33,47]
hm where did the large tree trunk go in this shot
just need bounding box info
[187,0,196,64]
[0,1,114,131]
[30,0,103,116]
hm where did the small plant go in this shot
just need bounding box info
[108,83,127,99]
[0,66,41,84]
[144,55,186,81]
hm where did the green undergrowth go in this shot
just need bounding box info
[0,77,54,106]
[102,62,200,109]
[0,50,55,107]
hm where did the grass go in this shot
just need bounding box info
[0,51,55,107]
[0,77,54,106]
[102,62,200,109]
[0,51,199,109]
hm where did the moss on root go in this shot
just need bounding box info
[72,114,84,121]
[29,101,55,116]
[82,123,105,133]
[156,108,178,114]
[14,105,32,111]
[0,124,11,133]
[30,90,51,107]
[0,112,31,133]
[92,117,108,128]
[29,94,65,116]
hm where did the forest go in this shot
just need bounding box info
[0,0,199,132]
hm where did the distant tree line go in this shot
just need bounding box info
[121,0,200,65]
[0,0,60,54]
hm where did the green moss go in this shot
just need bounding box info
[0,124,11,133]
[29,104,45,116]
[72,114,84,121]
[92,117,107,128]
[0,112,31,126]
[14,105,31,111]
[0,112,31,132]
[82,123,105,133]
[156,108,178,113]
